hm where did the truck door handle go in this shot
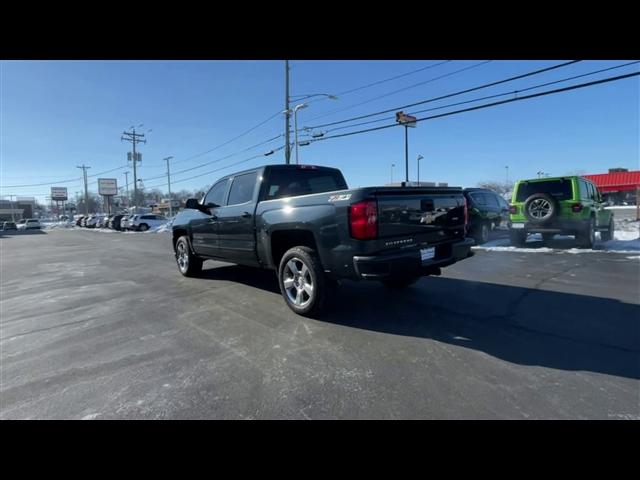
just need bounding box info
[241,212,251,218]
[208,215,218,222]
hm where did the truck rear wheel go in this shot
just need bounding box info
[278,246,328,317]
[175,235,203,277]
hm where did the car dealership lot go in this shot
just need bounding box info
[1,229,638,419]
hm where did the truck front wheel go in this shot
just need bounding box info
[278,246,328,317]
[175,236,203,277]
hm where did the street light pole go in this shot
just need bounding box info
[293,103,308,165]
[391,163,395,184]
[417,155,424,185]
[284,60,291,165]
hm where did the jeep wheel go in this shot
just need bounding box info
[600,217,614,242]
[577,217,596,249]
[523,193,558,224]
[278,246,328,317]
[175,236,203,277]
[138,223,149,232]
[509,229,527,247]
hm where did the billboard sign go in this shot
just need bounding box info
[395,111,417,128]
[98,178,118,196]
[51,187,68,201]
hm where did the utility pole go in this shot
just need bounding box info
[123,171,130,207]
[391,163,395,184]
[284,60,291,165]
[417,155,423,185]
[77,164,91,215]
[121,127,146,208]
[164,156,174,217]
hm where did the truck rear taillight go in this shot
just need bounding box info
[349,200,378,240]
[509,205,518,214]
[571,203,584,213]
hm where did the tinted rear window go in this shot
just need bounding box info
[263,168,348,200]
[516,180,573,202]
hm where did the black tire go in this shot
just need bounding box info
[175,235,203,277]
[523,193,558,224]
[278,246,328,316]
[576,217,596,249]
[600,217,614,242]
[138,223,149,232]
[472,222,490,245]
[542,233,555,245]
[381,275,421,289]
[509,229,527,247]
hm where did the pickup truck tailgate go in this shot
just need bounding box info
[375,187,466,241]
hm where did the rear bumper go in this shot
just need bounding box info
[511,219,588,234]
[353,237,475,280]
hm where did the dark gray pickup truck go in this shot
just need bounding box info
[172,164,474,316]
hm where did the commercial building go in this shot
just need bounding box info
[582,168,640,205]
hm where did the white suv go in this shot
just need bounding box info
[130,214,168,231]
[18,218,41,230]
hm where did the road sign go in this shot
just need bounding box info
[51,187,68,201]
[98,178,118,196]
[396,111,417,127]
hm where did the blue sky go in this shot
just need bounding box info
[1,60,638,202]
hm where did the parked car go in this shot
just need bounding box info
[509,176,614,248]
[85,215,103,228]
[130,214,168,231]
[463,188,510,244]
[75,216,85,226]
[109,214,125,230]
[122,214,140,231]
[18,218,41,230]
[1,221,18,231]
[172,164,474,316]
[98,215,113,228]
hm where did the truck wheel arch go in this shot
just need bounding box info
[270,229,320,270]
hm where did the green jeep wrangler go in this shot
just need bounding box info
[508,176,614,248]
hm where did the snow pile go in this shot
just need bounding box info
[42,221,76,230]
[147,219,173,233]
[474,218,639,254]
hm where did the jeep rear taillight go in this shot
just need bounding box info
[571,203,584,213]
[349,200,378,240]
[509,205,518,214]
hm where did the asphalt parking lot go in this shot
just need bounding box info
[1,229,638,419]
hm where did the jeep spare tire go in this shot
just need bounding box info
[523,193,558,223]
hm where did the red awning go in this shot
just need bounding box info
[582,171,640,193]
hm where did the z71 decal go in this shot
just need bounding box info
[328,194,352,202]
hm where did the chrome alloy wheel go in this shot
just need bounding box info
[528,198,552,220]
[282,257,314,308]
[176,241,189,272]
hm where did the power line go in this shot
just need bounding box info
[304,60,453,105]
[303,60,582,131]
[164,110,283,167]
[305,61,492,122]
[320,61,640,135]
[305,71,639,144]
[140,133,284,183]
[143,145,285,191]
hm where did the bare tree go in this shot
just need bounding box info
[477,181,511,195]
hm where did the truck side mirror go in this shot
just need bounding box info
[185,198,200,210]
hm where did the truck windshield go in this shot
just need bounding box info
[516,180,573,202]
[263,168,348,200]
